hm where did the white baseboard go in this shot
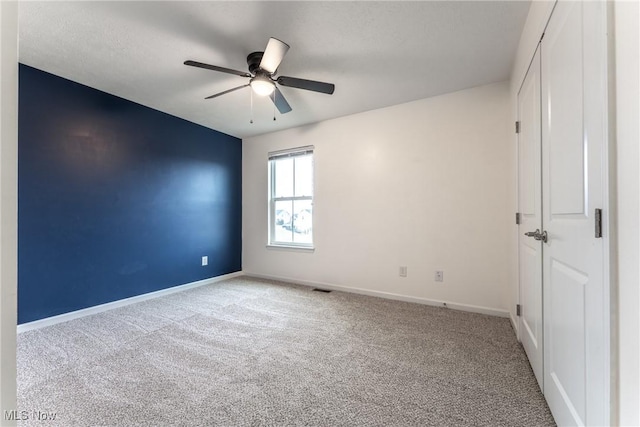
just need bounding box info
[244,272,510,318]
[17,271,244,333]
[510,313,520,339]
[18,271,510,333]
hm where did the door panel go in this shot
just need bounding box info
[548,259,587,422]
[545,1,586,216]
[521,245,541,348]
[517,46,543,390]
[541,1,607,425]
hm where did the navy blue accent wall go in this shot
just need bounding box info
[18,64,242,324]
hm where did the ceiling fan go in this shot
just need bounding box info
[184,37,335,115]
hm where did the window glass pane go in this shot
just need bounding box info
[274,200,293,243]
[269,150,314,247]
[293,199,312,244]
[274,158,293,198]
[294,155,313,197]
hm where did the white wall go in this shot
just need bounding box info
[0,0,19,423]
[614,1,640,424]
[243,82,513,315]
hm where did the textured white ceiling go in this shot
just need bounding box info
[18,1,530,139]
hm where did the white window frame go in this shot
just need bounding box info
[268,146,314,249]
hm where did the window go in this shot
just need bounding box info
[268,147,314,248]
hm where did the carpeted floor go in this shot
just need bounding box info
[16,277,555,426]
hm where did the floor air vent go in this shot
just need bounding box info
[312,288,332,293]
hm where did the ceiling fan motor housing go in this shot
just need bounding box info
[247,52,265,75]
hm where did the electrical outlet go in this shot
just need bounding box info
[202,256,208,266]
[434,270,444,282]
[399,266,407,277]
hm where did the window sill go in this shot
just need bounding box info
[266,244,315,252]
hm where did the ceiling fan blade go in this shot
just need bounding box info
[204,84,250,99]
[259,38,290,74]
[271,87,292,114]
[184,60,251,78]
[277,76,335,95]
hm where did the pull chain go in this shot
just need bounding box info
[272,91,276,121]
[250,89,254,124]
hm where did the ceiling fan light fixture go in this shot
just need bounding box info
[250,75,275,96]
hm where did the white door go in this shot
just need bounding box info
[517,46,543,390]
[541,1,608,425]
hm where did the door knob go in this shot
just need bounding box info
[524,229,548,243]
[538,230,548,243]
[525,229,541,238]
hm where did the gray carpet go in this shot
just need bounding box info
[17,277,554,426]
